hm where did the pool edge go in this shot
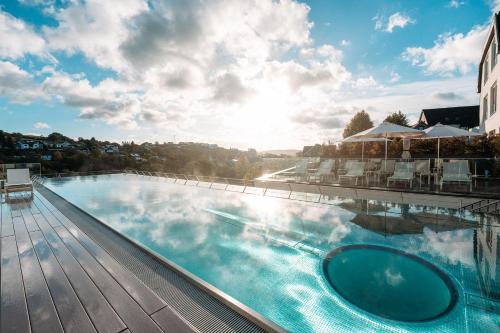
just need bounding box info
[36,180,288,333]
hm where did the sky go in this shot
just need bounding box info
[0,0,497,150]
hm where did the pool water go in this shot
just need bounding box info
[44,174,500,333]
[323,245,456,322]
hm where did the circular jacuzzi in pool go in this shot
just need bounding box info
[323,245,457,322]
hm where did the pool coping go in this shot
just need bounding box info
[36,181,288,333]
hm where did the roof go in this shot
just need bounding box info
[417,105,479,128]
[478,12,500,93]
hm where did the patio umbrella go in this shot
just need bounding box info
[347,122,425,160]
[339,137,391,160]
[421,123,482,161]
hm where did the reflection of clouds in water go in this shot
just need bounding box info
[384,268,404,286]
[327,217,351,245]
[418,228,475,267]
[45,175,494,333]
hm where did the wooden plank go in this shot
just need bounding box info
[35,193,58,212]
[55,227,165,333]
[1,202,14,237]
[151,307,194,333]
[32,197,61,228]
[33,214,127,333]
[0,236,31,333]
[33,195,65,227]
[21,208,39,232]
[58,217,167,315]
[30,230,97,333]
[36,193,168,314]
[13,216,64,333]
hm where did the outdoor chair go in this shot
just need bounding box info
[415,159,431,186]
[339,161,366,186]
[4,168,33,196]
[366,159,379,171]
[373,159,396,184]
[293,161,309,182]
[338,160,356,176]
[387,162,416,188]
[440,160,472,192]
[308,159,335,183]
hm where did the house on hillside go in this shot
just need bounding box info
[101,144,119,154]
[478,12,500,135]
[41,154,52,161]
[44,140,75,150]
[16,139,43,150]
[413,106,479,130]
[130,153,144,161]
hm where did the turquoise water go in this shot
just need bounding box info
[324,245,455,322]
[44,174,500,333]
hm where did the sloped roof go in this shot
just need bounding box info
[418,105,479,128]
[478,12,500,93]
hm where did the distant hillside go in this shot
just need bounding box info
[260,149,300,157]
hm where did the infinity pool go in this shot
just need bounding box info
[44,174,500,333]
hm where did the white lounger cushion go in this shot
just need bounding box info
[6,169,32,186]
[442,161,471,182]
[388,162,415,181]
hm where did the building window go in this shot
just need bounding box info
[492,41,497,70]
[485,57,489,85]
[483,95,488,121]
[491,83,497,116]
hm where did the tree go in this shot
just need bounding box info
[384,111,409,127]
[343,110,373,138]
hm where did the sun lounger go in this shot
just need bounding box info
[308,159,335,183]
[387,162,415,188]
[4,168,33,196]
[372,159,396,184]
[440,160,472,192]
[339,161,366,185]
[291,161,309,182]
[415,159,431,186]
[338,160,356,176]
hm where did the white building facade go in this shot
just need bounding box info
[479,13,500,135]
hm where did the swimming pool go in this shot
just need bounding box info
[43,174,500,333]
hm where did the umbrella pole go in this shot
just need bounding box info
[437,137,440,163]
[385,136,387,161]
[362,142,364,161]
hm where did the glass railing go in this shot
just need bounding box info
[258,157,500,196]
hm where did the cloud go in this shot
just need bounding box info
[290,108,347,129]
[447,0,464,8]
[43,0,148,71]
[213,73,253,104]
[37,0,317,134]
[340,39,351,47]
[489,0,500,13]
[402,25,488,75]
[374,13,414,33]
[432,91,464,101]
[0,0,481,149]
[0,10,46,59]
[353,76,378,89]
[386,12,415,33]
[0,61,43,103]
[373,15,383,30]
[389,71,401,83]
[34,122,50,129]
[42,71,141,129]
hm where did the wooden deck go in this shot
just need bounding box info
[0,191,194,333]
